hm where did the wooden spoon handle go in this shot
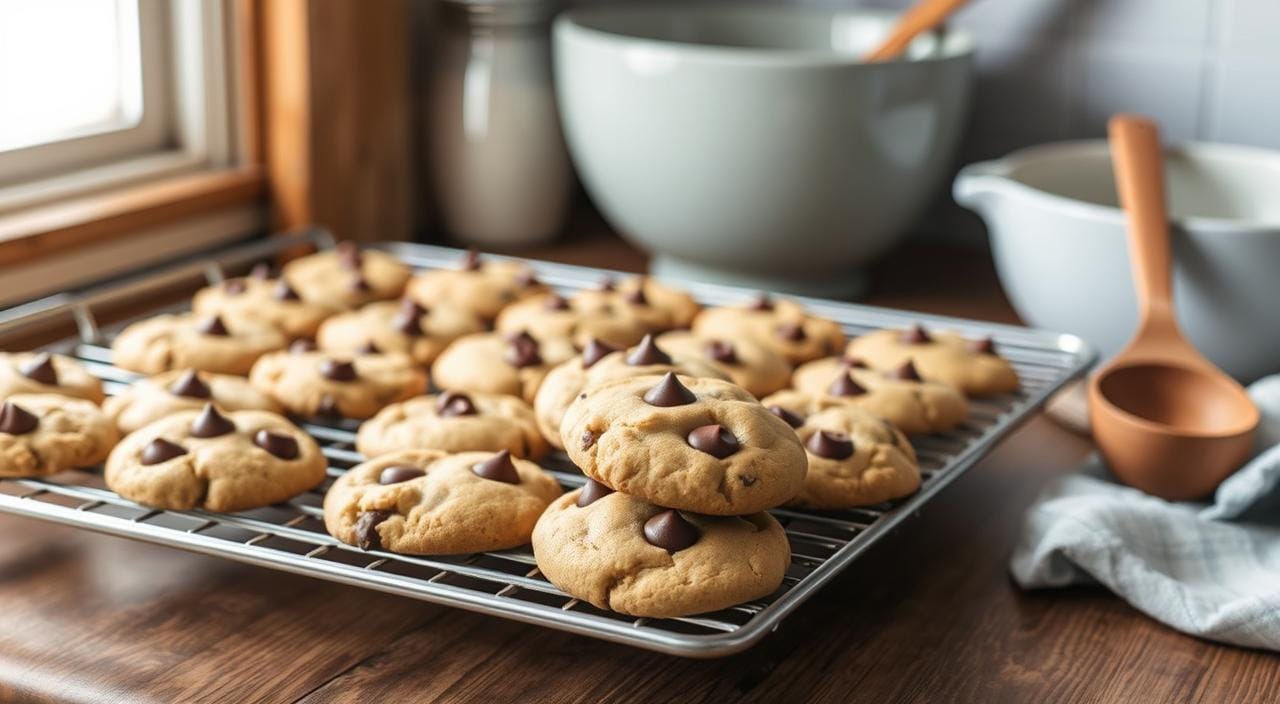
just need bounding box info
[864,0,970,62]
[1108,114,1177,333]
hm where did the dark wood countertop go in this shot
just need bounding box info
[1,232,1275,703]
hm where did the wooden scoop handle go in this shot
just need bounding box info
[1108,114,1177,337]
[864,0,970,62]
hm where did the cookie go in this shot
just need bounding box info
[249,349,427,419]
[104,369,282,434]
[356,391,549,459]
[430,331,576,403]
[562,373,807,515]
[758,398,919,509]
[655,331,791,398]
[844,326,1020,396]
[691,295,845,364]
[533,335,728,450]
[316,299,485,366]
[532,486,789,617]
[609,276,701,330]
[783,357,968,434]
[0,395,118,477]
[282,242,411,309]
[192,270,335,339]
[111,313,287,376]
[324,449,562,554]
[405,250,546,321]
[104,404,326,511]
[493,291,650,348]
[0,352,105,404]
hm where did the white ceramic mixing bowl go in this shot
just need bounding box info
[955,140,1280,382]
[554,5,974,298]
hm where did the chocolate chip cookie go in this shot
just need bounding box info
[316,299,485,366]
[611,276,701,330]
[105,404,326,511]
[532,486,789,617]
[324,449,562,554]
[405,250,546,321]
[782,357,969,434]
[282,242,411,309]
[691,295,845,364]
[112,313,287,376]
[356,391,549,459]
[656,331,792,398]
[533,335,728,450]
[759,400,920,509]
[0,352,105,404]
[493,291,651,348]
[104,369,282,433]
[192,270,336,339]
[430,331,576,403]
[562,373,807,515]
[0,395,118,476]
[844,326,1020,396]
[249,350,427,419]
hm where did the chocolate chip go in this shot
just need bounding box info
[273,280,301,301]
[581,339,619,368]
[316,395,342,418]
[348,275,371,293]
[436,391,477,417]
[320,358,357,381]
[290,338,318,354]
[598,277,616,292]
[969,336,997,355]
[357,341,381,355]
[0,402,38,435]
[576,478,613,507]
[807,430,854,460]
[687,424,739,458]
[516,269,540,288]
[197,315,229,336]
[581,430,597,449]
[460,248,481,271]
[642,372,697,407]
[624,284,648,305]
[140,438,186,465]
[890,360,923,382]
[355,510,392,550]
[777,322,806,342]
[543,294,570,311]
[750,293,773,311]
[254,430,299,459]
[767,404,804,428]
[626,334,672,366]
[336,241,362,270]
[19,353,57,386]
[643,510,699,552]
[190,404,236,438]
[378,465,424,485]
[741,475,757,486]
[168,370,212,399]
[393,299,426,335]
[842,356,869,369]
[901,325,931,344]
[504,331,542,368]
[249,263,273,279]
[828,373,867,397]
[472,450,520,484]
[705,341,738,365]
[223,278,247,295]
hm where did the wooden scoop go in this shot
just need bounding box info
[864,0,971,62]
[1087,114,1259,501]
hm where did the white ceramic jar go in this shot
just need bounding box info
[429,0,573,248]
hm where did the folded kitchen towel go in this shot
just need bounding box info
[1010,375,1280,651]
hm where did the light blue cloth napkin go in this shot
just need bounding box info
[1011,376,1280,651]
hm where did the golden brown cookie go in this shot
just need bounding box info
[611,276,701,330]
[782,357,969,434]
[493,291,650,348]
[104,369,282,434]
[192,271,335,339]
[430,331,575,403]
[111,313,287,376]
[691,295,845,364]
[316,299,485,366]
[105,405,326,511]
[0,352,105,404]
[405,250,546,321]
[656,331,791,398]
[282,242,411,309]
[844,326,1020,396]
[0,395,118,477]
[355,391,549,459]
[324,449,562,554]
[249,349,427,419]
[532,486,789,617]
[562,373,807,515]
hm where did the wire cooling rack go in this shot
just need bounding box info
[0,229,1095,657]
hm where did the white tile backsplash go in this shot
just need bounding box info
[1221,0,1280,53]
[1074,44,1205,141]
[1209,61,1280,149]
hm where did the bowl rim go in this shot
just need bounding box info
[956,139,1280,232]
[553,4,975,68]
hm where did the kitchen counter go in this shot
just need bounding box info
[0,232,1274,703]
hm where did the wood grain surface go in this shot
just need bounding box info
[0,237,1274,703]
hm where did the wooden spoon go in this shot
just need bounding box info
[1087,114,1259,501]
[864,0,971,62]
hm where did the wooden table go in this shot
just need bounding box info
[1,234,1275,703]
